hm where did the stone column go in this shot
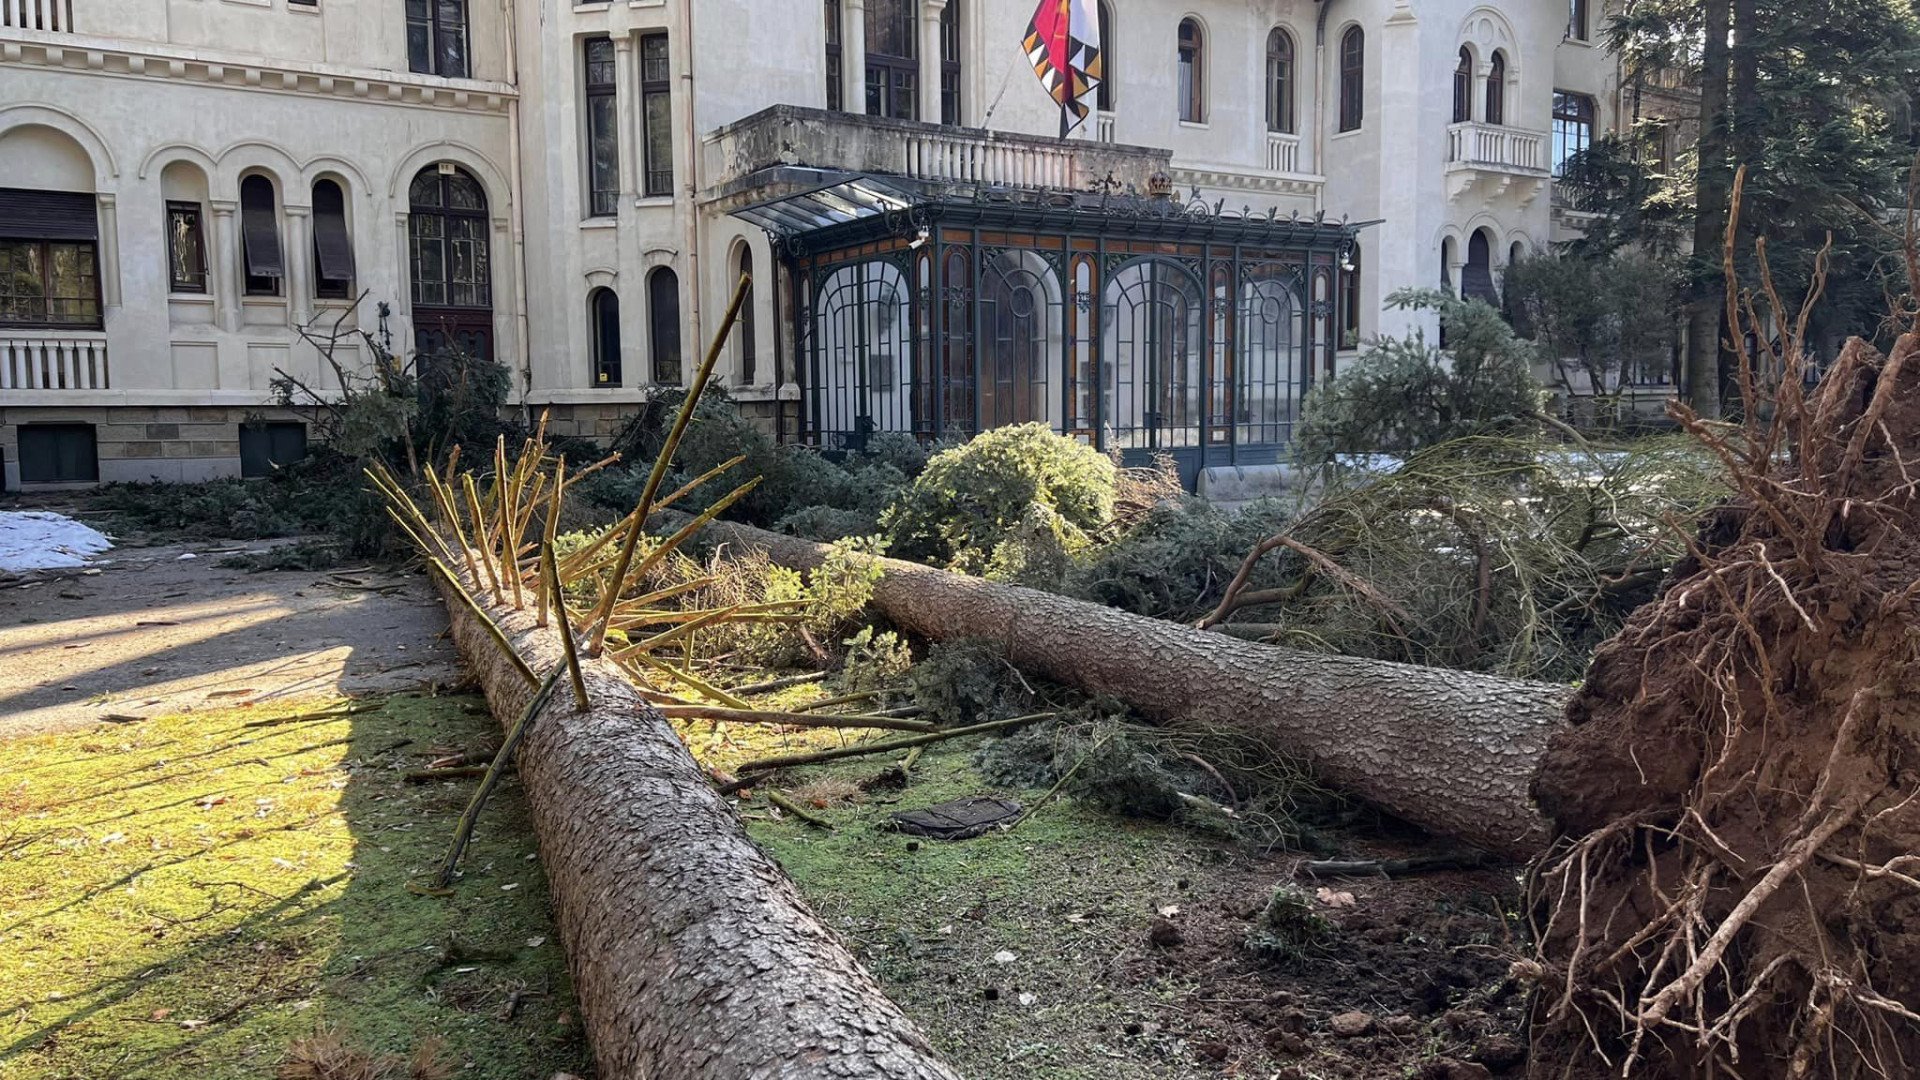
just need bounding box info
[94,193,122,310]
[210,200,241,333]
[920,0,947,123]
[285,205,312,326]
[845,0,868,115]
[613,35,638,202]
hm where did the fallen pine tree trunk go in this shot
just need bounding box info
[689,519,1573,861]
[434,569,961,1080]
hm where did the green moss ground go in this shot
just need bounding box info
[738,737,1239,1080]
[0,694,589,1080]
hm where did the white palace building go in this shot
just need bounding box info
[0,0,1650,488]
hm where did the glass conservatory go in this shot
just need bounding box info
[735,174,1363,484]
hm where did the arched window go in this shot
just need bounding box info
[1338,27,1364,132]
[1096,2,1115,110]
[239,174,283,297]
[591,288,621,386]
[737,244,757,385]
[405,0,468,78]
[408,164,493,360]
[1440,237,1455,294]
[1177,18,1204,123]
[1463,229,1497,306]
[1453,48,1473,123]
[824,0,843,110]
[648,267,681,384]
[939,1,962,125]
[865,0,918,119]
[312,178,354,299]
[1266,29,1295,134]
[1486,51,1506,126]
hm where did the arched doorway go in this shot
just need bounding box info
[408,164,493,362]
[977,249,1062,430]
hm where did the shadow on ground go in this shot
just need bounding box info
[0,694,591,1080]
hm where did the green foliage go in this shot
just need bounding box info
[882,423,1117,572]
[1504,249,1680,417]
[1297,290,1543,460]
[841,626,915,696]
[1245,884,1335,966]
[908,638,1034,728]
[594,387,910,540]
[1066,496,1294,622]
[89,449,391,554]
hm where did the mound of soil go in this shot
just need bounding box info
[1528,336,1920,1077]
[1116,837,1530,1079]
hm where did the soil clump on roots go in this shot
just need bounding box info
[1527,332,1920,1078]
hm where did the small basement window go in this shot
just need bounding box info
[239,421,308,478]
[19,424,99,484]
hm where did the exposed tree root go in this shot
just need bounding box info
[1527,184,1920,1078]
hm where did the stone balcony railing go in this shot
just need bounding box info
[1266,132,1303,174]
[0,330,110,391]
[0,0,74,31]
[1446,121,1550,174]
[703,105,1172,206]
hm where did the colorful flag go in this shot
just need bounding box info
[1023,0,1104,138]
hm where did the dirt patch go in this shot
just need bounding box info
[1529,336,1920,1076]
[743,740,1528,1079]
[0,527,459,738]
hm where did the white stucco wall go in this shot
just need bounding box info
[2,0,1632,439]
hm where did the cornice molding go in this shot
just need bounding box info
[0,29,516,116]
[1170,165,1324,199]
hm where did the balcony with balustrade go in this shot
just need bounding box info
[1445,121,1550,206]
[0,0,74,33]
[1,330,110,393]
[703,105,1173,212]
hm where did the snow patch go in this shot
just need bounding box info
[0,511,114,574]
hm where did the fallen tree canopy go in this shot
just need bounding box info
[687,517,1574,862]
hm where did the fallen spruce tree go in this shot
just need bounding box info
[370,278,961,1080]
[688,515,1574,861]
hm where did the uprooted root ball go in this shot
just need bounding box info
[1527,335,1920,1078]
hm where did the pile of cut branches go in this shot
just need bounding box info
[1525,174,1920,1077]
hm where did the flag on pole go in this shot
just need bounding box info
[1023,0,1104,138]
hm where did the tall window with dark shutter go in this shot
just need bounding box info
[1453,48,1472,123]
[1569,0,1588,40]
[940,2,962,125]
[640,33,674,198]
[406,0,468,78]
[591,287,621,386]
[648,267,681,384]
[865,0,917,120]
[825,0,844,110]
[1096,2,1114,110]
[0,189,102,329]
[737,245,756,384]
[1485,51,1506,126]
[1177,19,1204,123]
[1266,28,1294,134]
[167,200,208,294]
[312,179,354,299]
[239,175,283,297]
[584,37,619,217]
[1339,244,1361,346]
[1338,27,1364,132]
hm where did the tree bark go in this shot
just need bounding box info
[696,521,1573,861]
[1688,0,1733,418]
[433,571,960,1080]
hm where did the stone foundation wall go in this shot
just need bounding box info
[2,398,798,491]
[1,404,312,491]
